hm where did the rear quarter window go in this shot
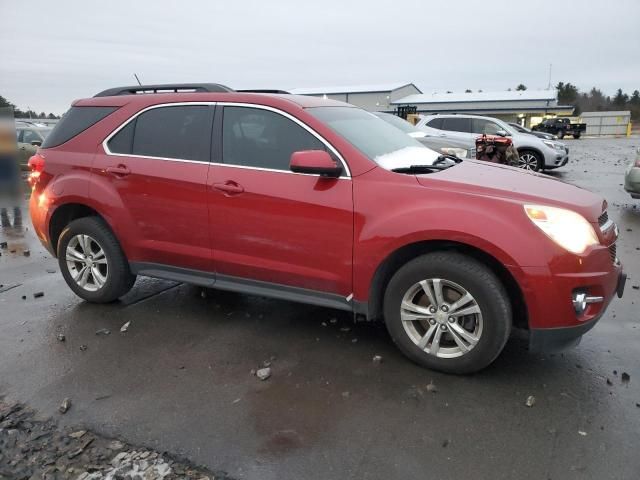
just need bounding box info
[42,106,117,148]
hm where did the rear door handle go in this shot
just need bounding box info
[213,182,244,195]
[105,165,131,177]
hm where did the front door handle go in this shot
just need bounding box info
[105,164,131,177]
[213,181,244,195]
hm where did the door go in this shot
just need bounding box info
[440,117,473,141]
[93,104,214,272]
[17,129,41,167]
[208,105,354,296]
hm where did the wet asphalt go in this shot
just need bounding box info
[1,137,639,480]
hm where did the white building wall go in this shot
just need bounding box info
[581,111,630,136]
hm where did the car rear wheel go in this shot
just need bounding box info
[574,133,581,139]
[517,150,542,171]
[58,217,136,303]
[383,252,511,374]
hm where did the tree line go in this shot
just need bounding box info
[555,82,640,119]
[0,94,60,119]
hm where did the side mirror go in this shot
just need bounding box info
[31,140,42,146]
[495,130,508,137]
[290,150,342,177]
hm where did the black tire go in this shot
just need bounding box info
[57,216,136,303]
[556,130,564,139]
[573,133,581,139]
[518,149,543,172]
[383,252,511,374]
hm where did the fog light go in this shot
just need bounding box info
[572,291,604,315]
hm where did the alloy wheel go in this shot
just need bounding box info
[518,153,539,171]
[400,278,483,358]
[65,234,108,292]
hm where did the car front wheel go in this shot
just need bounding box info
[383,252,512,374]
[517,150,542,172]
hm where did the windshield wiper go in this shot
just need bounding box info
[433,154,463,165]
[391,164,450,174]
[392,155,463,174]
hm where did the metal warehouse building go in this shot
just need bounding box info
[391,90,574,127]
[289,82,422,112]
[291,83,575,128]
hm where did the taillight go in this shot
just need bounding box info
[27,153,45,187]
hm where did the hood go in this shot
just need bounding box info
[416,160,605,221]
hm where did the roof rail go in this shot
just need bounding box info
[94,83,234,97]
[236,89,290,94]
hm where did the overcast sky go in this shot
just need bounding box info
[1,0,639,114]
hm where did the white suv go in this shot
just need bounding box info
[415,114,569,171]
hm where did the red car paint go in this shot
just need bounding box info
[29,91,623,345]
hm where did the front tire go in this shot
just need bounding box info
[556,130,565,139]
[383,252,511,374]
[573,132,581,139]
[517,150,543,172]
[58,217,136,303]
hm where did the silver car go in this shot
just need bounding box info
[624,148,640,199]
[373,112,476,159]
[415,114,569,171]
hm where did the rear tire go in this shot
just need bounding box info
[383,252,511,374]
[57,217,136,303]
[573,133,581,139]
[557,130,565,139]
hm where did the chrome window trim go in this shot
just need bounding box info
[101,101,351,178]
[216,102,350,178]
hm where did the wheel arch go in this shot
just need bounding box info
[49,203,106,256]
[366,240,528,329]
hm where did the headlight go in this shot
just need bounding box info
[543,140,565,151]
[524,205,599,254]
[440,147,468,158]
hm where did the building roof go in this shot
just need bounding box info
[290,82,420,95]
[392,90,556,105]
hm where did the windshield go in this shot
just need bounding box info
[308,107,440,169]
[373,112,422,134]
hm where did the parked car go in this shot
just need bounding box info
[415,114,569,171]
[508,122,556,140]
[373,112,475,158]
[16,125,51,170]
[624,148,640,199]
[532,118,586,139]
[29,83,625,374]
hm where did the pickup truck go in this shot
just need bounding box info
[532,118,586,139]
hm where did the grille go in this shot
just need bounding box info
[608,243,617,263]
[598,211,609,227]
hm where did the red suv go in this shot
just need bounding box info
[28,84,626,373]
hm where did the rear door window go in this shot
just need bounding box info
[107,105,213,162]
[42,106,117,148]
[441,117,471,133]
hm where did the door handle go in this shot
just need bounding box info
[213,182,244,195]
[105,165,131,177]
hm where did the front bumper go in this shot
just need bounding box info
[529,269,626,352]
[542,147,569,168]
[624,165,640,198]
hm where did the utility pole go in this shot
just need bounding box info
[547,63,552,90]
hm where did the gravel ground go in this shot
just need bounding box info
[0,399,228,480]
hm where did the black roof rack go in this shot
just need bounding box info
[236,89,290,94]
[94,83,234,98]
